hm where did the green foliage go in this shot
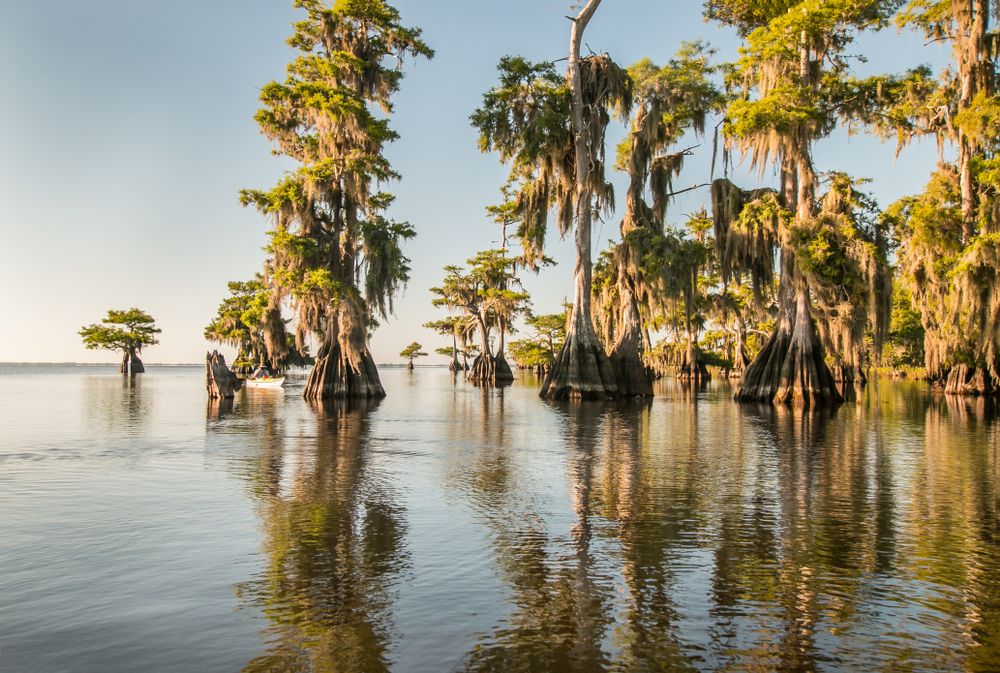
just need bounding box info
[889,164,968,376]
[361,217,416,320]
[472,53,632,267]
[507,312,567,368]
[708,1,903,375]
[242,0,431,365]
[205,277,312,370]
[430,250,531,356]
[80,309,160,355]
[471,57,569,168]
[399,342,427,363]
[703,0,802,36]
[885,284,925,366]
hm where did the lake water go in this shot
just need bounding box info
[2,364,1000,672]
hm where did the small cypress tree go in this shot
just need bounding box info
[80,309,161,374]
[399,342,427,370]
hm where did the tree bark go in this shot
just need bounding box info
[735,256,842,406]
[468,352,515,385]
[304,322,385,400]
[119,351,130,374]
[608,286,653,396]
[541,0,617,401]
[677,342,711,382]
[206,350,243,399]
[449,334,461,372]
[729,314,750,379]
[128,346,145,374]
[945,363,995,395]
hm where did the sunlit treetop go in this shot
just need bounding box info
[80,309,161,354]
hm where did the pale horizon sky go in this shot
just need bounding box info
[0,0,950,366]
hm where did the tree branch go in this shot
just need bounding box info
[666,183,710,198]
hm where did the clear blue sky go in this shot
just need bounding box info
[0,0,949,365]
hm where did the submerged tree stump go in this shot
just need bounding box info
[945,364,994,395]
[206,351,242,399]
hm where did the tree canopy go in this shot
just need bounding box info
[80,308,160,374]
[205,277,312,371]
[400,342,427,367]
[707,0,902,403]
[430,249,530,383]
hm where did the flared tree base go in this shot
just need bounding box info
[120,351,144,374]
[735,302,842,407]
[304,345,385,400]
[540,333,618,400]
[608,346,652,397]
[944,364,995,395]
[831,363,867,387]
[677,348,711,382]
[468,352,515,385]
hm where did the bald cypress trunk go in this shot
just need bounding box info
[449,334,461,372]
[469,353,515,384]
[608,287,653,396]
[736,278,841,406]
[729,315,750,379]
[677,314,710,382]
[541,0,617,401]
[119,351,130,374]
[304,319,385,400]
[945,364,995,395]
[129,347,145,374]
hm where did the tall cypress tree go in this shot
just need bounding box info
[593,42,723,395]
[241,0,432,399]
[472,0,633,400]
[707,0,900,405]
[888,1,1000,393]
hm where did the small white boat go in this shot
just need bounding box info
[246,377,285,388]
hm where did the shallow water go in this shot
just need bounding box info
[2,364,1000,672]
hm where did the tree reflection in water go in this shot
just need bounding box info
[81,372,152,437]
[236,399,408,672]
[227,373,1000,670]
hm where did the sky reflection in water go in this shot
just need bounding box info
[2,365,999,672]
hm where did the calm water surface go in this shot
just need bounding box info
[2,364,1000,672]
